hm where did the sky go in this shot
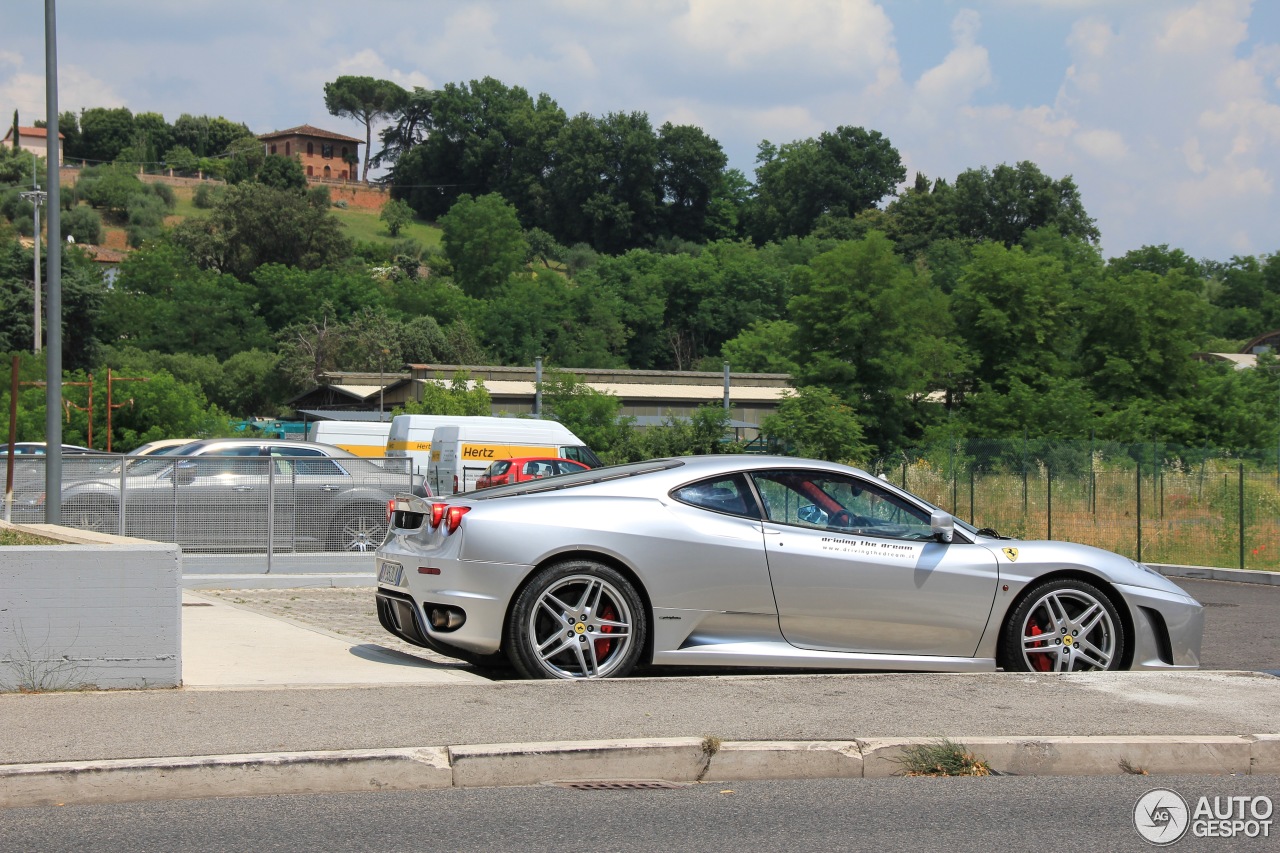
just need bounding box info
[2,0,1278,262]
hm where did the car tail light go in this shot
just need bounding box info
[386,499,394,522]
[452,475,459,494]
[444,505,469,534]
[425,503,469,534]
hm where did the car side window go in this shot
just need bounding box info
[271,447,342,477]
[672,475,759,518]
[749,470,934,540]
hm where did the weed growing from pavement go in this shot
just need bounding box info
[893,738,992,777]
[0,624,88,693]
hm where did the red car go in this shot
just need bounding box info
[475,457,590,489]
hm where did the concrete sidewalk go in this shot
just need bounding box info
[0,583,1277,808]
[180,590,487,688]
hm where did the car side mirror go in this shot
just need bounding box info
[174,460,197,485]
[930,508,954,544]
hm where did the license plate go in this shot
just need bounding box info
[378,561,403,586]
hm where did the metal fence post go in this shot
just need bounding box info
[969,469,975,524]
[1047,466,1053,541]
[1136,462,1143,563]
[1239,463,1245,571]
[266,459,274,575]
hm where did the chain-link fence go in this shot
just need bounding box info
[869,438,1280,571]
[4,454,418,569]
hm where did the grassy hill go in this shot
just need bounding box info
[110,182,443,255]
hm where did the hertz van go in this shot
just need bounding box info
[425,418,602,495]
[307,420,393,457]
[385,414,470,476]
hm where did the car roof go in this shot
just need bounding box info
[466,455,876,500]
[166,438,358,457]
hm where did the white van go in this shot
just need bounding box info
[307,420,392,458]
[385,414,469,475]
[425,418,602,494]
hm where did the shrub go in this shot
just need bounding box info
[62,205,102,244]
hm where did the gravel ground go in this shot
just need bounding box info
[197,587,474,670]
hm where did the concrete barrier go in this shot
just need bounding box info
[0,522,181,690]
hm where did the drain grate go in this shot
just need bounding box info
[549,780,689,790]
[182,602,214,607]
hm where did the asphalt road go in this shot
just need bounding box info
[1175,577,1279,672]
[2,774,1274,853]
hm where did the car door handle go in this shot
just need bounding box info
[321,485,340,492]
[232,486,253,492]
[756,526,782,535]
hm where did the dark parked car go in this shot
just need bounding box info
[13,438,429,552]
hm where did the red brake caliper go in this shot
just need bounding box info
[595,604,617,661]
[1027,623,1051,672]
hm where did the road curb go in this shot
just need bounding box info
[3,735,1277,809]
[1151,564,1280,585]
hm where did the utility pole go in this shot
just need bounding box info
[18,154,46,353]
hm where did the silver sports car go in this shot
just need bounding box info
[375,455,1203,680]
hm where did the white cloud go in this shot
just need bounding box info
[1074,128,1127,162]
[913,10,993,112]
[673,0,901,79]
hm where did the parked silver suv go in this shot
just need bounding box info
[15,438,429,552]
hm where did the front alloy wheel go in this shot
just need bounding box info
[1000,578,1126,672]
[507,561,646,679]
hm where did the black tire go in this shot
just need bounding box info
[505,560,647,680]
[998,577,1126,673]
[64,497,119,535]
[331,504,387,552]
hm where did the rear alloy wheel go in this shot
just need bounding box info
[999,578,1126,672]
[65,498,119,535]
[506,561,646,680]
[332,506,387,552]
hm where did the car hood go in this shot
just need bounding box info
[973,536,1198,600]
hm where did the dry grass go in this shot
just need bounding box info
[893,458,1279,570]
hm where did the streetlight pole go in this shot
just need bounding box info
[43,0,63,523]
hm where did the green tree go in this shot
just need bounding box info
[102,242,271,358]
[439,193,527,297]
[379,197,414,237]
[548,111,660,253]
[257,154,307,191]
[762,386,871,462]
[538,370,634,458]
[951,161,1099,247]
[75,107,135,164]
[951,241,1077,388]
[721,319,800,375]
[750,126,905,243]
[393,373,492,416]
[75,164,146,219]
[656,122,729,243]
[789,232,964,448]
[61,204,102,245]
[171,182,352,280]
[390,78,566,224]
[163,145,199,175]
[323,75,409,182]
[125,192,167,247]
